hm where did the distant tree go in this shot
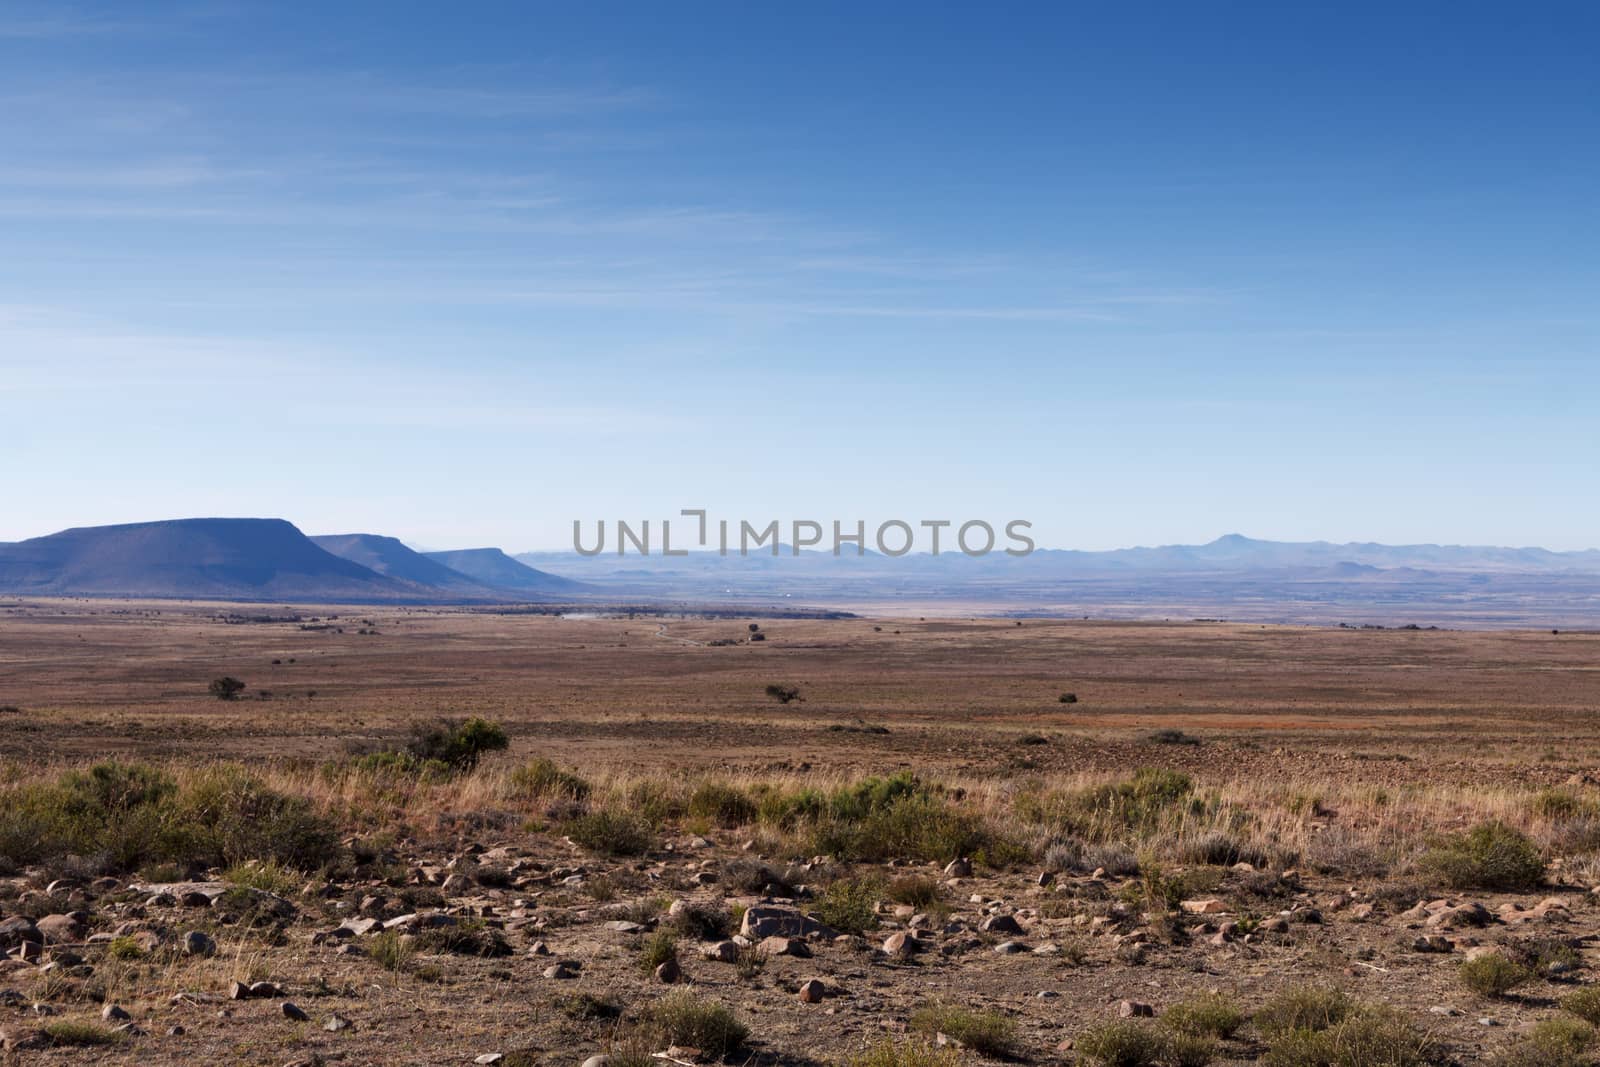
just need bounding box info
[748,623,761,633]
[1058,692,1078,704]
[406,717,510,771]
[209,677,246,701]
[765,684,801,705]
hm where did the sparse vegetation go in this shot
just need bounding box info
[562,807,654,856]
[908,1003,1017,1059]
[642,990,750,1058]
[1419,820,1544,890]
[1162,992,1246,1039]
[208,676,246,700]
[1460,952,1533,998]
[810,874,882,935]
[765,683,802,704]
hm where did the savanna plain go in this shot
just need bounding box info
[2,602,1600,1066]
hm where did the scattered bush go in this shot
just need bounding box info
[765,684,802,704]
[209,676,246,701]
[1492,1016,1596,1067]
[1079,1021,1213,1066]
[667,901,732,941]
[886,874,941,910]
[642,990,749,1058]
[1419,821,1544,891]
[688,782,758,827]
[414,920,512,958]
[1460,952,1533,998]
[42,1021,122,1047]
[1255,985,1354,1038]
[1562,985,1600,1026]
[1260,1004,1435,1067]
[562,809,654,856]
[639,929,678,972]
[1147,728,1200,746]
[405,717,509,771]
[811,875,882,936]
[369,929,415,971]
[1059,692,1078,704]
[844,1039,963,1067]
[908,1003,1017,1059]
[508,758,590,801]
[1162,993,1246,1039]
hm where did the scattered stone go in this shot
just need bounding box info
[475,1056,505,1065]
[35,913,87,944]
[0,917,41,950]
[184,930,218,957]
[101,1003,131,1021]
[655,958,682,983]
[582,1057,610,1067]
[543,962,580,980]
[1179,898,1229,916]
[759,936,811,958]
[1118,1000,1155,1018]
[882,931,922,957]
[529,941,552,956]
[943,858,973,878]
[603,920,646,934]
[0,1027,50,1052]
[702,940,739,962]
[324,1013,353,1032]
[740,905,831,939]
[979,914,1024,936]
[798,978,827,1003]
[281,1001,309,1022]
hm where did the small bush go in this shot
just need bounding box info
[369,929,414,971]
[765,684,802,704]
[1079,1021,1213,1067]
[414,920,512,958]
[844,1039,964,1067]
[1147,728,1200,746]
[1460,952,1533,998]
[562,809,653,856]
[106,936,146,960]
[223,859,302,897]
[810,875,882,936]
[1059,692,1078,704]
[1493,1017,1596,1067]
[908,1003,1017,1058]
[508,758,590,801]
[1419,821,1544,891]
[1262,1005,1435,1067]
[1255,985,1353,1038]
[406,717,509,770]
[886,874,941,910]
[643,990,749,1058]
[209,676,246,701]
[667,902,732,941]
[639,929,678,972]
[1562,985,1600,1025]
[688,782,757,827]
[1163,993,1246,1039]
[42,1021,122,1047]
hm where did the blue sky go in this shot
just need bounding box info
[2,3,1596,551]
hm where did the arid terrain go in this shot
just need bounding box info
[3,600,1600,1065]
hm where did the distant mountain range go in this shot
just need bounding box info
[0,519,587,602]
[4,522,1600,625]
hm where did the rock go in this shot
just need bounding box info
[184,931,217,957]
[944,858,973,878]
[229,981,252,1001]
[1036,871,1056,887]
[603,920,646,934]
[0,917,41,950]
[759,936,811,958]
[1260,917,1290,934]
[882,931,922,957]
[528,941,552,956]
[979,914,1024,936]
[281,1001,309,1022]
[655,958,682,983]
[543,962,580,980]
[1118,1000,1155,1018]
[798,978,827,1003]
[740,905,831,939]
[1179,898,1229,916]
[1412,935,1454,953]
[35,913,87,944]
[0,1027,50,1051]
[582,1057,610,1067]
[101,1003,131,1021]
[476,1056,505,1065]
[324,1013,353,1032]
[179,890,214,907]
[994,940,1029,954]
[702,940,740,962]
[1425,902,1493,930]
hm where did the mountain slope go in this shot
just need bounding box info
[424,548,589,595]
[0,518,417,599]
[311,534,502,596]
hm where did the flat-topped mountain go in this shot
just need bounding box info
[424,547,590,594]
[0,518,416,599]
[311,534,501,596]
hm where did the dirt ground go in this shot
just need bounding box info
[4,600,1600,1066]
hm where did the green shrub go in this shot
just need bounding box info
[643,990,749,1058]
[1162,993,1246,1039]
[508,758,590,801]
[886,874,941,910]
[223,858,302,897]
[1562,985,1600,1026]
[688,782,757,827]
[811,876,882,936]
[1460,952,1533,998]
[639,929,678,972]
[1492,1017,1596,1067]
[413,920,512,957]
[42,1021,122,1047]
[1255,985,1354,1038]
[562,808,654,856]
[369,929,414,972]
[843,1039,964,1067]
[1078,1021,1213,1067]
[1262,1006,1435,1067]
[1419,821,1544,891]
[209,676,246,701]
[106,936,146,960]
[406,717,509,770]
[908,1003,1016,1059]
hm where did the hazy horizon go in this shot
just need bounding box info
[5,4,1597,551]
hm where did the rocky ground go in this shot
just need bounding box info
[2,826,1597,1065]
